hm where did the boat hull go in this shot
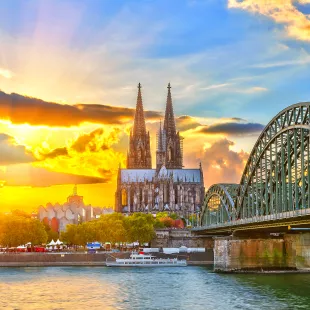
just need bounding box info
[106,262,187,267]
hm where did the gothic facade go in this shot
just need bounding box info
[115,84,205,217]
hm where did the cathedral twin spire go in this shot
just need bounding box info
[127,83,152,169]
[133,83,146,137]
[164,83,176,137]
[160,83,183,169]
[127,83,183,170]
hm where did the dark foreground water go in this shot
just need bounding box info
[0,267,309,310]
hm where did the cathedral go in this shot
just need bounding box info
[115,83,205,217]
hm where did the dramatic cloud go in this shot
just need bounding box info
[98,168,114,178]
[176,116,202,131]
[0,164,111,187]
[198,121,264,136]
[0,127,123,187]
[30,127,125,186]
[39,147,69,160]
[70,128,120,153]
[0,91,161,127]
[200,139,249,187]
[228,0,310,41]
[0,134,36,165]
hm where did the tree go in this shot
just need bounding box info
[156,212,169,219]
[26,219,49,245]
[169,213,179,220]
[159,217,174,228]
[154,218,165,229]
[11,210,32,218]
[125,213,155,244]
[0,215,48,247]
[60,212,157,247]
[43,222,59,242]
[61,224,80,245]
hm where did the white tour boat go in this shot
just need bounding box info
[106,253,187,267]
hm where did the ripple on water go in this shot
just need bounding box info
[0,267,310,310]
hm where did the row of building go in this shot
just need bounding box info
[38,185,113,232]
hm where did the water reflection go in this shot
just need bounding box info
[0,267,309,310]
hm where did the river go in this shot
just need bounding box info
[0,267,309,309]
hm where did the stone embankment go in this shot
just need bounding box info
[0,251,213,267]
[214,233,310,273]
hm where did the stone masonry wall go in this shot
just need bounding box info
[285,233,310,269]
[214,237,291,272]
[214,233,310,272]
[151,229,214,249]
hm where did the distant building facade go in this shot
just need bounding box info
[115,83,205,217]
[38,185,113,232]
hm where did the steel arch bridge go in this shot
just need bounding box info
[199,102,310,231]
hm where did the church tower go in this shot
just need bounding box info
[127,83,152,169]
[157,83,183,169]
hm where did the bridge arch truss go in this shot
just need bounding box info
[200,184,239,226]
[200,103,310,227]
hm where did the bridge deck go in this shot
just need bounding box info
[194,208,310,233]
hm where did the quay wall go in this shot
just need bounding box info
[0,251,213,267]
[151,229,214,249]
[214,233,310,272]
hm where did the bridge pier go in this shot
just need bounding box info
[214,233,310,272]
[284,233,310,269]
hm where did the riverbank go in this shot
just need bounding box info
[0,251,213,267]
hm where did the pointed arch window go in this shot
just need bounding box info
[122,189,127,206]
[168,146,173,161]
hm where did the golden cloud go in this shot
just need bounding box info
[185,138,249,188]
[0,164,111,187]
[0,133,36,165]
[33,127,125,185]
[0,90,161,127]
[176,115,202,131]
[228,0,310,41]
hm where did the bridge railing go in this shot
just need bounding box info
[193,207,310,231]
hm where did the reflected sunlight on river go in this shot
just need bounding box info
[0,267,310,310]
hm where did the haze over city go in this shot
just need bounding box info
[1,0,310,211]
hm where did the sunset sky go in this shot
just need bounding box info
[1,0,310,212]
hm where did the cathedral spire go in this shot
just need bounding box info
[161,83,183,169]
[164,83,176,137]
[127,83,152,169]
[133,83,146,137]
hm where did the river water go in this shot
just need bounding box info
[0,267,309,310]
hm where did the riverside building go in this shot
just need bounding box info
[115,83,205,217]
[38,185,113,232]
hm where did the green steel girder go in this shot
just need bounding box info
[200,102,310,228]
[200,184,239,226]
